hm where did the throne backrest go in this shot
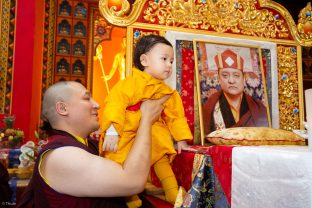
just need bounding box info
[99,0,312,145]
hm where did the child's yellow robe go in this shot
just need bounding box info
[100,68,192,165]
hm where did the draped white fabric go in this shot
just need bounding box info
[232,146,312,208]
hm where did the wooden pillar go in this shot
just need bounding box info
[11,0,45,142]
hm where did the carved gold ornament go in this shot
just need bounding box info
[100,0,291,39]
[277,46,300,130]
[298,2,312,43]
[145,0,290,38]
[99,0,145,26]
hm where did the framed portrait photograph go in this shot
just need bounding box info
[194,40,271,144]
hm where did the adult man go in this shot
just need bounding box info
[17,81,168,207]
[202,49,269,135]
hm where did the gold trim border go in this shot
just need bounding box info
[193,40,272,145]
[87,7,96,91]
[0,0,8,113]
[41,0,56,95]
[0,0,16,114]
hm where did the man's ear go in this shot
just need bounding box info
[55,101,68,115]
[140,54,148,67]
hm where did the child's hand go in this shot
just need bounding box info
[175,140,197,154]
[103,135,119,152]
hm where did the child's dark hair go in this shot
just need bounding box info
[133,34,173,71]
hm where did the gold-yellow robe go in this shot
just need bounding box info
[100,68,192,165]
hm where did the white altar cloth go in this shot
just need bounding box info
[232,146,312,208]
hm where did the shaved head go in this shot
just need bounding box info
[41,81,100,137]
[42,81,80,127]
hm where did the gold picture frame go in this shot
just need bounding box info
[194,40,271,145]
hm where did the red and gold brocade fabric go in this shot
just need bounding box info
[205,145,235,204]
[180,48,195,136]
[175,40,195,142]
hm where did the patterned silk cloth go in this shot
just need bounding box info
[151,145,234,208]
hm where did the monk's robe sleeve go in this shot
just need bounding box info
[163,91,193,141]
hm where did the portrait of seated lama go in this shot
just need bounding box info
[202,49,269,135]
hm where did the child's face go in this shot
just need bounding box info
[142,43,174,80]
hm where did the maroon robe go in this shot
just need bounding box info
[17,130,127,208]
[202,91,269,135]
[0,162,12,204]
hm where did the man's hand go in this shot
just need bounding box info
[175,140,197,154]
[102,135,119,152]
[140,95,170,124]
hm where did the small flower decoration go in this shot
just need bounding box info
[96,26,107,37]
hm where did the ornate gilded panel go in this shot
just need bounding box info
[277,45,302,130]
[100,0,292,39]
[0,0,16,114]
[144,0,291,38]
[297,2,312,45]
